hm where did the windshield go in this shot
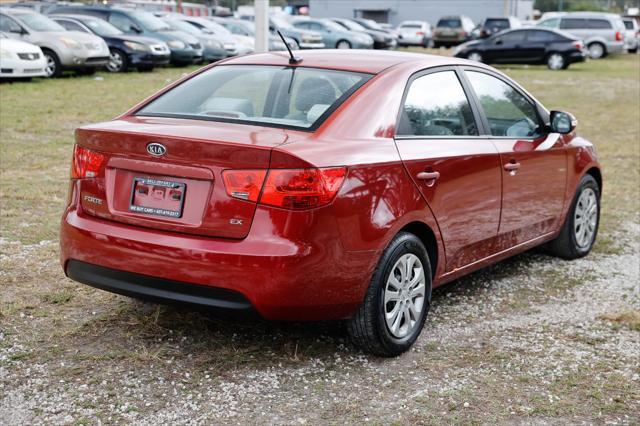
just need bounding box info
[84,19,123,36]
[271,16,293,30]
[322,20,347,32]
[485,19,509,30]
[167,19,200,35]
[400,23,423,29]
[338,19,365,31]
[359,19,382,30]
[437,18,461,28]
[136,65,372,130]
[203,20,231,35]
[15,12,65,32]
[130,11,170,31]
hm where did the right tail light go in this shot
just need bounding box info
[223,167,347,210]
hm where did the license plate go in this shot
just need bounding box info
[129,177,186,218]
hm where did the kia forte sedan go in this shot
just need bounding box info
[60,50,601,356]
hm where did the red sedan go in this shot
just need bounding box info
[60,50,601,356]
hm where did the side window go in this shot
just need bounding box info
[294,21,309,29]
[108,13,134,32]
[0,15,23,33]
[587,19,612,29]
[57,20,88,33]
[560,18,587,30]
[526,30,557,42]
[398,71,478,137]
[498,31,526,43]
[309,22,323,32]
[465,71,541,138]
[538,18,559,28]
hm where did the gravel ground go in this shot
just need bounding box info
[1,221,638,424]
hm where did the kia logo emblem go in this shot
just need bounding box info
[147,142,166,157]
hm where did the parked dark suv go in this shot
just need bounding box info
[47,6,202,65]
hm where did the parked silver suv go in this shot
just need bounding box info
[0,8,109,76]
[537,12,626,59]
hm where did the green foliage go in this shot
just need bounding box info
[534,0,635,13]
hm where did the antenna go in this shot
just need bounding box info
[276,29,302,65]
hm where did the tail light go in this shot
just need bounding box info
[573,41,584,50]
[223,167,347,210]
[460,31,467,37]
[615,31,622,41]
[416,31,425,36]
[222,170,267,202]
[71,145,105,179]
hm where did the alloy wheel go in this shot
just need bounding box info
[107,51,125,72]
[547,53,565,70]
[467,52,483,62]
[588,43,604,59]
[384,253,426,339]
[574,187,598,249]
[337,40,351,49]
[44,54,56,77]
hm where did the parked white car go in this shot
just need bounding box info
[396,21,432,47]
[0,31,47,78]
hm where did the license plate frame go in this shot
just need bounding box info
[129,177,186,218]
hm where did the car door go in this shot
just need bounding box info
[488,30,528,63]
[521,30,554,62]
[394,68,503,271]
[462,69,567,247]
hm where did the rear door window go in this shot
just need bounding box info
[560,18,588,30]
[397,71,478,137]
[465,71,541,138]
[526,30,561,42]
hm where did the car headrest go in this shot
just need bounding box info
[295,77,337,112]
[306,104,330,124]
[200,97,254,117]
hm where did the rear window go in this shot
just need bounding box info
[484,18,510,30]
[624,20,634,30]
[437,18,461,28]
[136,65,371,131]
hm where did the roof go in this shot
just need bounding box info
[221,49,470,74]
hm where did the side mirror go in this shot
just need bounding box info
[495,38,503,45]
[202,28,213,34]
[550,110,577,134]
[11,26,26,35]
[130,23,142,33]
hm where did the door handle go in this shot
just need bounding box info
[416,171,440,181]
[504,161,521,175]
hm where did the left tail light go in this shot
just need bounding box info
[223,167,347,210]
[71,145,105,179]
[615,31,623,41]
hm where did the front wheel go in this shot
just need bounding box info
[546,175,600,259]
[336,40,352,49]
[107,48,128,73]
[42,49,61,78]
[347,232,432,357]
[546,52,566,70]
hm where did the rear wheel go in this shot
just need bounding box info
[467,51,483,62]
[107,48,128,73]
[42,49,61,78]
[336,40,352,49]
[347,232,432,357]
[628,47,638,53]
[587,42,606,59]
[546,52,566,70]
[546,175,600,259]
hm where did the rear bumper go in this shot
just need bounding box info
[569,50,588,63]
[60,203,376,321]
[67,260,254,313]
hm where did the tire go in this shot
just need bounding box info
[587,42,606,59]
[347,232,432,357]
[107,48,128,73]
[628,47,638,54]
[336,40,352,49]
[466,51,483,62]
[546,175,600,260]
[42,49,61,78]
[546,52,566,70]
